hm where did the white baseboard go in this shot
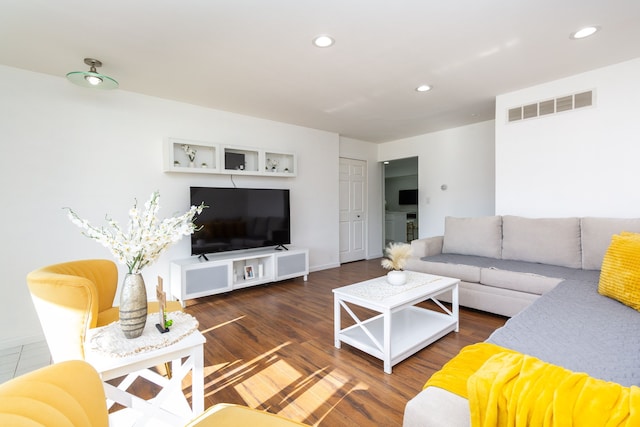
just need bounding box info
[309,262,340,273]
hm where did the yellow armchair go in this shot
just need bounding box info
[0,360,309,427]
[27,259,182,362]
[0,360,109,427]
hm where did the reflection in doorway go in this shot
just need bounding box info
[383,157,418,248]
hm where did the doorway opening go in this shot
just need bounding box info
[382,157,418,249]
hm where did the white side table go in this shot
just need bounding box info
[84,312,206,427]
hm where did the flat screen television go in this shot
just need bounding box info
[399,189,418,205]
[190,187,291,255]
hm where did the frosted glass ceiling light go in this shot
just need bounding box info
[416,84,432,92]
[66,58,119,89]
[313,35,335,48]
[571,26,600,39]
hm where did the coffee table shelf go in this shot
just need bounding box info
[333,272,459,374]
[338,306,457,366]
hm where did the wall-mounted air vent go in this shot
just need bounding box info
[507,89,594,123]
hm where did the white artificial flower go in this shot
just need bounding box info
[66,191,205,274]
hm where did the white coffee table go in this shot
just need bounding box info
[333,271,459,374]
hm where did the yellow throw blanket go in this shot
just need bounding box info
[423,342,515,398]
[424,342,640,427]
[468,351,640,427]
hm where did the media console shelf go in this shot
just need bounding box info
[170,247,309,306]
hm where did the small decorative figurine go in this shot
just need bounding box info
[155,277,172,333]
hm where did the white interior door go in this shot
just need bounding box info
[339,158,367,263]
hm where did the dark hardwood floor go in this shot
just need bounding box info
[175,258,507,426]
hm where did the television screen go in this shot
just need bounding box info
[399,189,418,205]
[225,152,245,170]
[190,187,291,255]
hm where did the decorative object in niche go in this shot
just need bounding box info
[244,265,255,279]
[182,144,197,167]
[267,158,279,172]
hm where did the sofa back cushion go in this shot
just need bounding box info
[442,216,502,259]
[581,217,640,270]
[501,216,581,268]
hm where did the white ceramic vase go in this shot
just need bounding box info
[387,270,407,286]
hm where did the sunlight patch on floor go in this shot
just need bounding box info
[199,316,245,334]
[234,359,301,407]
[206,343,292,395]
[283,367,365,421]
[203,341,373,423]
[204,362,227,379]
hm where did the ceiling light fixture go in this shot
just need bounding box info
[313,35,335,48]
[570,26,600,39]
[416,84,432,92]
[66,58,119,90]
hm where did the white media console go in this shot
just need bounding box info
[170,247,309,306]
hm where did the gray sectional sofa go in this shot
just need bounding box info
[405,215,640,317]
[403,215,640,426]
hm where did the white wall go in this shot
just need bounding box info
[496,58,640,217]
[379,121,496,237]
[0,65,339,347]
[339,136,384,259]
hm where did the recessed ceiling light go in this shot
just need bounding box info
[313,35,335,48]
[416,84,432,92]
[571,26,600,39]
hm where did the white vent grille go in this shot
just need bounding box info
[507,89,594,123]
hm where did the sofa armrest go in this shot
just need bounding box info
[403,386,470,427]
[410,236,444,258]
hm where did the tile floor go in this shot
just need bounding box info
[0,340,52,384]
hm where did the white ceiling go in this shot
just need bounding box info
[2,1,639,143]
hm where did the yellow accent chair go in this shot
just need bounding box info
[0,360,109,427]
[26,259,182,362]
[0,360,310,427]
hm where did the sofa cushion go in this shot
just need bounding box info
[598,232,640,311]
[501,216,581,269]
[480,268,563,295]
[455,281,540,318]
[442,216,502,259]
[581,217,640,270]
[415,260,481,283]
[487,275,640,387]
